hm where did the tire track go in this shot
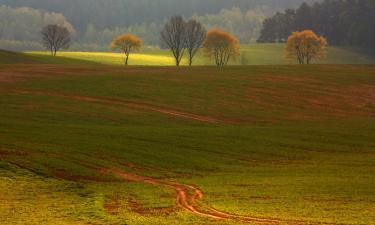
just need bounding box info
[13,90,220,124]
[107,169,304,224]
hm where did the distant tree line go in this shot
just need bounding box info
[78,7,269,48]
[258,0,375,54]
[0,5,74,51]
[0,5,271,50]
[0,0,319,51]
[0,5,74,41]
[0,0,316,31]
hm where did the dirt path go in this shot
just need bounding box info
[107,169,304,224]
[13,90,220,124]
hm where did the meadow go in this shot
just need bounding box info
[25,43,375,66]
[0,50,375,224]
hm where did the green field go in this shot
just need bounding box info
[1,50,375,225]
[24,43,375,66]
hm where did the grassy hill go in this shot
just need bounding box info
[23,43,375,66]
[0,50,97,65]
[1,62,375,224]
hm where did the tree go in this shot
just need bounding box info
[285,30,327,64]
[203,29,240,66]
[160,16,186,66]
[294,2,313,30]
[258,0,375,54]
[40,24,71,56]
[185,19,206,66]
[110,33,143,65]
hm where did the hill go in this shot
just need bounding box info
[1,63,375,224]
[0,50,97,65]
[24,44,375,66]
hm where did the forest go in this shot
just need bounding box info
[258,0,375,54]
[0,0,316,50]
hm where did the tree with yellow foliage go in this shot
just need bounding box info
[203,29,240,66]
[111,34,143,65]
[285,30,327,64]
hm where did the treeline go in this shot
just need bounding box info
[0,0,316,32]
[0,5,74,40]
[0,5,275,51]
[0,5,74,51]
[0,0,318,51]
[79,7,270,49]
[258,0,375,53]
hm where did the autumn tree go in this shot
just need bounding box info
[185,19,206,66]
[160,16,186,66]
[203,29,240,66]
[285,30,327,64]
[41,24,71,56]
[258,1,375,53]
[111,33,143,65]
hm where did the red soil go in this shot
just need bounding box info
[103,168,309,224]
[13,89,221,123]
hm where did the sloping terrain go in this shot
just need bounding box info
[0,50,97,65]
[1,63,375,224]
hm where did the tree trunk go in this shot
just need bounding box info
[125,54,129,65]
[188,50,193,66]
[176,55,182,66]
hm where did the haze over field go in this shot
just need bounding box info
[1,1,375,225]
[0,0,318,50]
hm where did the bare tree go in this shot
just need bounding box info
[160,16,186,66]
[185,19,206,66]
[41,24,71,56]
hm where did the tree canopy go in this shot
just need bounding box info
[110,33,143,65]
[160,16,187,66]
[203,29,240,66]
[185,19,206,66]
[41,24,71,56]
[285,30,327,64]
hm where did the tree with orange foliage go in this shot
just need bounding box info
[285,30,327,64]
[111,34,143,65]
[203,29,240,66]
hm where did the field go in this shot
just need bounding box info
[1,50,375,225]
[25,43,375,66]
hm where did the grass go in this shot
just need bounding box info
[25,51,175,66]
[0,56,375,224]
[22,43,375,66]
[0,50,98,65]
[241,44,375,65]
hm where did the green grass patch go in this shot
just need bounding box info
[1,64,375,224]
[19,43,375,66]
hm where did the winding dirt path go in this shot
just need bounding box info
[107,169,305,224]
[13,90,220,124]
